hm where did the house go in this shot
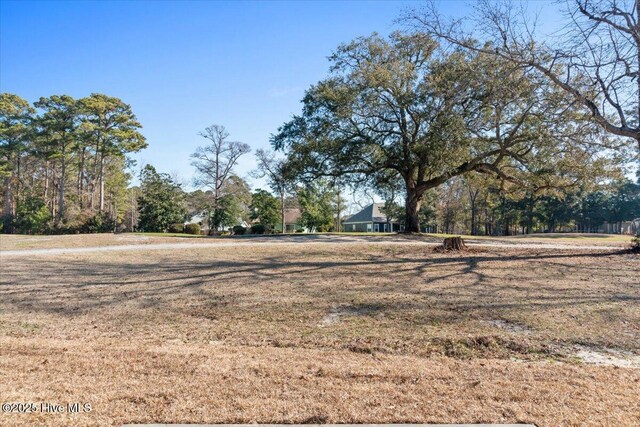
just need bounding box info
[599,219,640,235]
[185,211,249,233]
[280,208,310,232]
[342,203,403,232]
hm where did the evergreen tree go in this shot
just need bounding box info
[249,189,280,230]
[137,165,186,232]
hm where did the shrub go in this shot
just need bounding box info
[232,225,246,235]
[184,223,201,235]
[168,223,184,233]
[13,197,51,234]
[80,212,115,233]
[631,234,640,253]
[295,228,305,233]
[250,224,267,234]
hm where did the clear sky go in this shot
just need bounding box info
[1,0,562,192]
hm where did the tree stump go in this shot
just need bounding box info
[442,236,466,251]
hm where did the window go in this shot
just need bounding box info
[374,224,379,232]
[367,223,372,232]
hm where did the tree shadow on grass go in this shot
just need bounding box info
[1,249,637,323]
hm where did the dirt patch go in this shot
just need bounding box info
[319,305,376,326]
[573,345,640,368]
[487,319,532,335]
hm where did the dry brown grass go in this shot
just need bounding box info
[1,240,639,426]
[0,233,200,250]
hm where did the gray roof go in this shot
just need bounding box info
[343,203,395,223]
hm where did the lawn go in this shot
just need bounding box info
[1,236,639,426]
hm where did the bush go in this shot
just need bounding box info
[631,234,640,253]
[232,225,246,235]
[184,223,201,235]
[168,223,184,233]
[13,197,51,234]
[295,228,305,233]
[80,212,115,233]
[250,224,267,234]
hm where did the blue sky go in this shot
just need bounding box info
[1,0,560,191]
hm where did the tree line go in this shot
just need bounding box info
[1,93,146,234]
[135,159,344,234]
[381,175,640,236]
[3,1,639,236]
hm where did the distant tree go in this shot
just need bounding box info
[210,194,241,231]
[104,157,133,227]
[124,186,141,232]
[253,149,293,233]
[1,93,35,232]
[297,181,335,232]
[185,189,212,220]
[221,174,252,223]
[579,191,610,232]
[418,190,437,229]
[33,95,79,223]
[608,180,640,224]
[249,189,280,230]
[437,178,467,234]
[137,165,186,232]
[191,125,250,232]
[13,195,51,234]
[536,194,579,233]
[78,94,146,211]
[331,188,347,232]
[379,200,403,230]
[207,175,252,232]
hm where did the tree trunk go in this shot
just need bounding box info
[404,187,422,233]
[281,191,286,233]
[98,153,105,211]
[636,0,640,152]
[78,147,86,209]
[443,236,466,251]
[3,174,12,232]
[468,188,479,235]
[15,156,22,211]
[470,204,477,235]
[57,157,66,223]
[44,160,49,202]
[90,139,100,212]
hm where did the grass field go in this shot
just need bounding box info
[1,234,639,426]
[0,231,632,251]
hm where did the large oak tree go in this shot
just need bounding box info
[273,32,603,232]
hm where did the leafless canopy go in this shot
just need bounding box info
[253,149,290,196]
[404,0,640,150]
[253,149,293,233]
[191,124,250,207]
